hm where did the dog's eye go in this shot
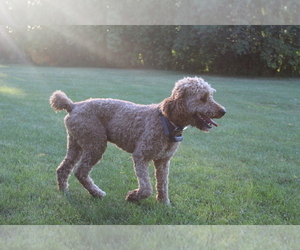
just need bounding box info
[200,93,209,102]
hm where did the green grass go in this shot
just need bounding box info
[0,64,299,225]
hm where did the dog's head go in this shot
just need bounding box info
[161,77,226,132]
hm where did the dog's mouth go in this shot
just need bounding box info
[193,113,218,132]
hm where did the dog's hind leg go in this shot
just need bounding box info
[74,148,107,197]
[73,130,107,198]
[56,134,82,191]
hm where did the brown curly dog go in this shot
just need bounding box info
[50,77,226,204]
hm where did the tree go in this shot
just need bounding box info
[1,25,299,76]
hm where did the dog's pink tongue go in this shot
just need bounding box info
[206,117,218,127]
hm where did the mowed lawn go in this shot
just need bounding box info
[0,65,299,225]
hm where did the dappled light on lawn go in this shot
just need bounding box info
[0,86,25,96]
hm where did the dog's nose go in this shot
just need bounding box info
[219,109,226,116]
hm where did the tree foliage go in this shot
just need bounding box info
[1,0,299,25]
[0,25,299,76]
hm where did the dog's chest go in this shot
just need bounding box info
[154,142,180,160]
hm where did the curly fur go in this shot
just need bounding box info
[50,77,226,204]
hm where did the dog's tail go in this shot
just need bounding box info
[50,90,75,113]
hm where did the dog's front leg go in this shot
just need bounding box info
[154,158,171,205]
[126,157,152,202]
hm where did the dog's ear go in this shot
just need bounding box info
[161,97,173,117]
[161,96,186,124]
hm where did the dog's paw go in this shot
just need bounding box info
[90,189,106,198]
[125,189,152,202]
[125,189,140,202]
[157,198,171,206]
[58,183,69,191]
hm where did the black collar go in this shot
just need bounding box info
[158,110,184,142]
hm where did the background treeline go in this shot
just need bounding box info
[1,0,299,25]
[0,25,299,76]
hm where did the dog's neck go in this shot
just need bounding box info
[158,110,184,142]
